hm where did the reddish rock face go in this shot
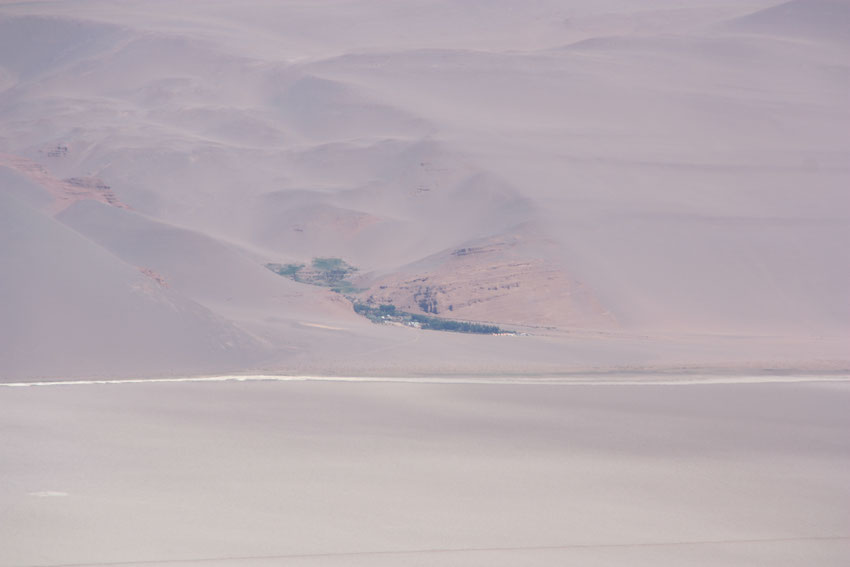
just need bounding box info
[0,153,130,214]
[362,236,617,330]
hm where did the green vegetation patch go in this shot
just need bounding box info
[266,257,360,292]
[354,302,505,335]
[409,313,501,334]
[310,257,357,285]
[266,262,305,280]
[267,259,507,335]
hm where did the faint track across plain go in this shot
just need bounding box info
[23,536,850,567]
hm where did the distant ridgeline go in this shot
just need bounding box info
[265,258,507,335]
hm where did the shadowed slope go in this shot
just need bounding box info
[724,0,850,43]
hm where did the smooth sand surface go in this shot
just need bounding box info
[1,379,848,566]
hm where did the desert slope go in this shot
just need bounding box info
[0,192,268,380]
[723,0,850,43]
[0,0,847,379]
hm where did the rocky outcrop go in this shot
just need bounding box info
[0,152,130,214]
[139,267,169,288]
[63,176,125,208]
[362,236,617,329]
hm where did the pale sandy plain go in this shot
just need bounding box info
[1,377,849,566]
[1,1,849,566]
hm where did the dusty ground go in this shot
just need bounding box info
[1,377,848,566]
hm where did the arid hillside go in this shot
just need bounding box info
[1,0,848,379]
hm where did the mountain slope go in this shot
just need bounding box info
[0,1,847,378]
[0,192,268,380]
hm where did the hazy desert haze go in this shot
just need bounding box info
[1,0,849,379]
[1,3,849,567]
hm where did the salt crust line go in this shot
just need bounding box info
[1,374,848,388]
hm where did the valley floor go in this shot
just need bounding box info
[1,377,847,566]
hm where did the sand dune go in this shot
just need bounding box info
[0,0,848,379]
[0,192,268,380]
[724,0,850,43]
